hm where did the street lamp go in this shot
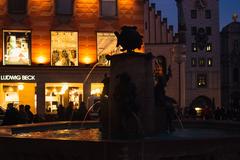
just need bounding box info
[171,45,186,110]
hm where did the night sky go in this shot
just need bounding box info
[150,0,240,32]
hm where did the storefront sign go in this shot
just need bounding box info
[0,75,35,81]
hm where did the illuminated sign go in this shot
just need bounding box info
[0,75,35,81]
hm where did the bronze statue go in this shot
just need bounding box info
[114,26,143,53]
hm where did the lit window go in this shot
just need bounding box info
[198,58,205,67]
[3,30,31,65]
[8,0,27,14]
[45,83,83,114]
[207,58,213,67]
[206,43,212,52]
[91,83,104,97]
[192,43,198,52]
[191,58,197,67]
[51,31,78,66]
[55,0,74,15]
[100,0,117,17]
[205,10,211,19]
[197,74,207,88]
[191,10,197,19]
[97,32,120,66]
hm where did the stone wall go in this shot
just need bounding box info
[0,0,144,64]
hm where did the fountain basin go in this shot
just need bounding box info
[0,121,240,160]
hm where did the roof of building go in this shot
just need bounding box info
[222,22,240,33]
[222,14,240,33]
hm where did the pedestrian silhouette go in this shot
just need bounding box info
[57,104,65,121]
[18,104,28,124]
[25,105,34,123]
[2,103,19,125]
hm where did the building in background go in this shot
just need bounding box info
[143,1,183,110]
[145,0,222,115]
[221,14,240,110]
[174,0,221,114]
[0,0,144,115]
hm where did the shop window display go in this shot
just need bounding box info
[0,83,36,114]
[3,30,31,65]
[86,83,104,118]
[45,83,83,114]
[97,32,121,66]
[51,31,78,66]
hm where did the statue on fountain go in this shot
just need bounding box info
[114,26,143,53]
[154,56,176,133]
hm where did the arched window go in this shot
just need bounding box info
[233,68,239,82]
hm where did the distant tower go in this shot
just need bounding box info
[176,0,221,110]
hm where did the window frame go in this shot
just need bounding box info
[3,29,32,66]
[206,43,212,52]
[192,43,198,52]
[55,0,74,16]
[8,0,28,14]
[191,26,197,35]
[50,31,79,66]
[234,40,239,50]
[96,31,120,66]
[206,27,212,35]
[191,10,197,19]
[100,0,118,18]
[233,68,239,83]
[197,74,208,88]
[205,10,211,19]
[198,58,205,67]
[191,58,197,67]
[207,58,213,67]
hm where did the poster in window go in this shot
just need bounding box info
[97,32,120,66]
[3,30,31,65]
[51,31,78,66]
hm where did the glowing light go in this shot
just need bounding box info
[37,56,45,64]
[62,83,69,90]
[91,88,101,95]
[195,107,202,111]
[18,84,24,90]
[60,83,69,94]
[83,56,92,64]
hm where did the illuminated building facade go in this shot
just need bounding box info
[175,0,221,111]
[0,0,144,115]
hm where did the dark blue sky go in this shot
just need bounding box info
[150,0,240,32]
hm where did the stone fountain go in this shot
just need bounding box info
[102,26,175,139]
[0,26,240,160]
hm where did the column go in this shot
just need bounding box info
[83,82,91,107]
[36,82,45,115]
